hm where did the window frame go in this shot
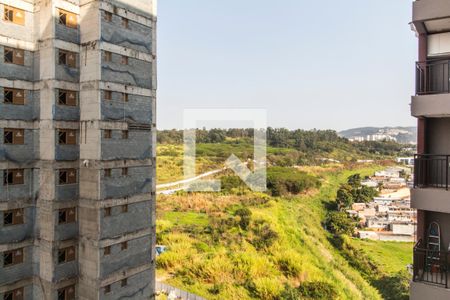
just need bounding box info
[104,90,112,100]
[3,169,24,186]
[58,9,77,29]
[58,49,77,68]
[57,285,75,300]
[4,47,24,65]
[58,129,77,145]
[3,248,24,267]
[3,209,24,226]
[58,246,76,264]
[58,169,77,185]
[122,17,129,29]
[104,207,111,217]
[104,51,112,62]
[4,128,25,145]
[121,278,127,287]
[4,5,25,26]
[104,129,112,139]
[4,88,25,105]
[58,90,77,106]
[3,287,24,300]
[58,207,77,224]
[121,241,128,251]
[104,11,112,22]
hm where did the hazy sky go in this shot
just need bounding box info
[157,0,417,131]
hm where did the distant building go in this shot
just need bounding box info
[397,157,414,166]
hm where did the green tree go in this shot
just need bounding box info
[325,211,357,236]
[336,184,354,209]
[347,174,362,188]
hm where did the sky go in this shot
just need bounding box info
[157,0,417,131]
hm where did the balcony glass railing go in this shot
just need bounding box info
[414,154,450,190]
[416,60,450,95]
[413,239,449,288]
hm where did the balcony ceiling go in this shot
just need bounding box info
[425,18,450,34]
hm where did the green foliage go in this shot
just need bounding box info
[221,175,247,192]
[336,184,354,209]
[156,165,391,300]
[248,277,284,300]
[278,281,339,300]
[250,220,279,250]
[275,250,304,278]
[297,281,338,299]
[234,207,252,230]
[335,173,379,209]
[267,167,321,196]
[373,270,410,300]
[325,211,357,236]
[347,173,362,187]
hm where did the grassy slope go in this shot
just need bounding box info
[157,165,391,300]
[350,239,412,275]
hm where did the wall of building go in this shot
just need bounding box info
[101,166,153,199]
[0,245,34,285]
[100,201,151,239]
[100,235,152,277]
[100,268,154,300]
[425,117,450,154]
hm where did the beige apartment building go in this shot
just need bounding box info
[411,0,450,298]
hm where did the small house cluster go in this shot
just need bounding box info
[349,167,416,242]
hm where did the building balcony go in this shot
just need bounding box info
[411,154,450,213]
[412,60,450,117]
[411,239,450,299]
[416,60,450,96]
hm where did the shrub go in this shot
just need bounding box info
[267,167,321,196]
[234,207,252,230]
[249,277,284,300]
[221,175,246,192]
[297,281,338,299]
[250,220,279,250]
[276,250,304,278]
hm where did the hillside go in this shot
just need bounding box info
[156,164,412,299]
[338,127,416,144]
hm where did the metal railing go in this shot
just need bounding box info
[414,154,450,190]
[416,60,450,95]
[413,239,449,288]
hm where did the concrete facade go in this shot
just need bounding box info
[0,1,156,299]
[411,0,450,298]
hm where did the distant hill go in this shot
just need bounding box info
[339,127,417,144]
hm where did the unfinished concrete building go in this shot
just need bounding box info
[0,0,156,299]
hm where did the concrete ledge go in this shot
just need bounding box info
[411,188,450,213]
[0,239,33,251]
[411,281,450,300]
[100,263,153,287]
[413,0,450,22]
[412,94,450,117]
[79,193,152,208]
[0,277,33,293]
